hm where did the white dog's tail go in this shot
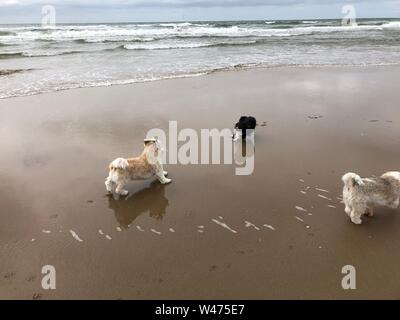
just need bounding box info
[382,171,400,180]
[342,172,364,188]
[109,158,129,171]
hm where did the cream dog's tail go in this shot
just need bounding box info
[342,172,364,188]
[109,158,129,171]
[108,158,129,184]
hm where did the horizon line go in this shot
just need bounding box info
[0,16,399,25]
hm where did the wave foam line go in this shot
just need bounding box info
[211,219,237,233]
[151,229,162,235]
[245,221,260,230]
[3,22,399,44]
[263,224,276,231]
[69,230,83,242]
[318,194,332,201]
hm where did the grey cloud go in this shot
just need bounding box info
[0,0,387,8]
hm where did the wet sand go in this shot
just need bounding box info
[1,65,400,299]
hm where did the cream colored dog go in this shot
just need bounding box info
[105,138,171,196]
[342,171,400,224]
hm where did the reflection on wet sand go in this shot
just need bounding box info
[107,180,169,228]
[234,138,255,164]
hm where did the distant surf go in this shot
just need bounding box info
[1,18,400,99]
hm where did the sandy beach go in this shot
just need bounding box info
[1,65,400,299]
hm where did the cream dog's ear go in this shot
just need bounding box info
[152,141,159,157]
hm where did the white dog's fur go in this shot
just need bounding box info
[342,171,400,224]
[105,138,171,196]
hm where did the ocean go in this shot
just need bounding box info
[0,19,400,99]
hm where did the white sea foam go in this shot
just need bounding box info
[69,230,83,242]
[263,224,275,231]
[382,22,400,30]
[0,22,391,45]
[151,229,162,235]
[295,206,307,212]
[245,221,260,231]
[318,194,332,201]
[124,42,209,50]
[211,219,237,233]
[124,39,256,50]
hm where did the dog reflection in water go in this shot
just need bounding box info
[234,137,255,165]
[107,180,169,228]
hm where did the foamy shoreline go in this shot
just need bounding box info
[1,62,400,100]
[1,18,400,99]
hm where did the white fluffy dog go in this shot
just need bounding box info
[342,172,400,224]
[105,138,171,196]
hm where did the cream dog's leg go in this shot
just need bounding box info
[115,183,129,196]
[157,172,172,184]
[154,162,171,184]
[155,165,171,184]
[105,175,115,194]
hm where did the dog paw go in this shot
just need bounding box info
[162,178,172,185]
[105,183,113,193]
[118,190,129,196]
[163,171,168,176]
[351,217,362,225]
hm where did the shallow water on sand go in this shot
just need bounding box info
[1,19,400,98]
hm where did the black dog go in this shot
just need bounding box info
[233,116,257,140]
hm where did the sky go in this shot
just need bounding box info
[0,0,399,23]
